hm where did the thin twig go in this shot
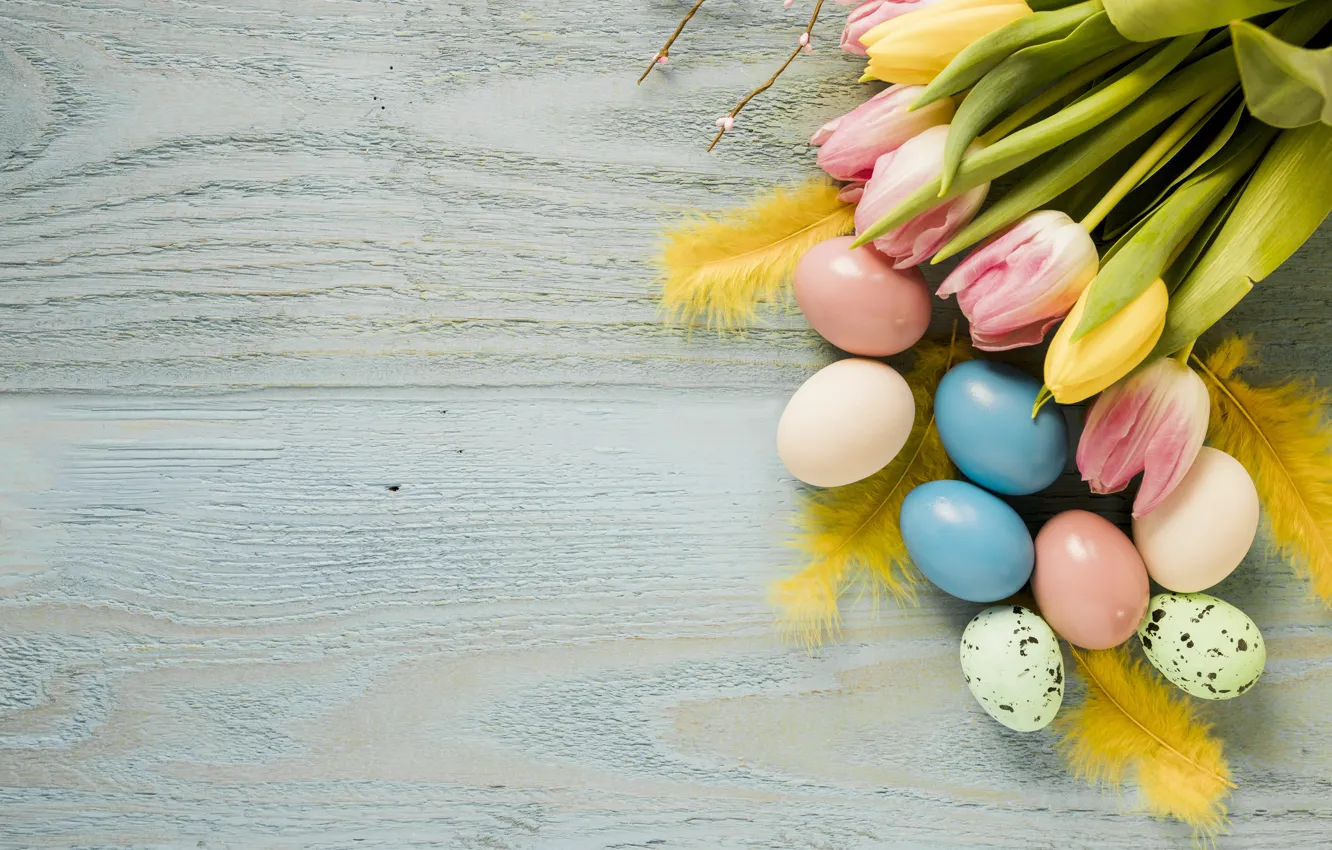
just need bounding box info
[638,0,709,85]
[708,0,825,152]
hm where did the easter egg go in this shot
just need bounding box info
[1133,447,1259,592]
[934,360,1068,495]
[777,358,915,487]
[1138,592,1266,700]
[960,605,1064,732]
[794,236,932,356]
[899,480,1035,602]
[1032,510,1149,649]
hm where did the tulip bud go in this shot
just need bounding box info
[853,124,989,269]
[937,210,1098,351]
[860,0,1033,85]
[1044,278,1169,405]
[811,85,956,182]
[1077,358,1210,518]
[840,0,947,56]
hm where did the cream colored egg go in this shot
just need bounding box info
[777,358,915,487]
[1133,447,1259,592]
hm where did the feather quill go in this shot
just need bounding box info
[659,179,855,330]
[1058,645,1234,838]
[1194,336,1332,604]
[771,334,973,647]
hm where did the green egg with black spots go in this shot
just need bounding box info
[960,605,1063,731]
[1137,591,1265,700]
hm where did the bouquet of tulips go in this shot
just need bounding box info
[642,0,1332,832]
[840,0,1332,406]
[647,0,1332,517]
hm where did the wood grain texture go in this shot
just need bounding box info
[1,1,1330,847]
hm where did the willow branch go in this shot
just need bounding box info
[638,0,709,85]
[708,0,826,152]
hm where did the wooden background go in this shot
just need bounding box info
[1,1,1330,847]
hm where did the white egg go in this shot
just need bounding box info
[1133,447,1259,592]
[960,605,1064,732]
[777,358,915,487]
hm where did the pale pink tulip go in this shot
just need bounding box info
[852,124,988,269]
[840,0,946,56]
[1077,358,1210,518]
[937,210,1098,351]
[810,85,955,182]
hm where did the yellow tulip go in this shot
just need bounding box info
[1044,278,1169,404]
[860,0,1033,86]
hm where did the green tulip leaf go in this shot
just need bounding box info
[1152,121,1332,358]
[1233,20,1332,128]
[1102,96,1245,239]
[1105,0,1303,42]
[930,41,1232,260]
[1053,129,1161,223]
[1162,173,1251,292]
[936,11,1133,192]
[1138,94,1242,190]
[914,1,1105,110]
[928,1,1332,260]
[850,34,1205,250]
[1073,121,1277,340]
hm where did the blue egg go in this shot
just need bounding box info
[934,360,1068,495]
[900,480,1034,602]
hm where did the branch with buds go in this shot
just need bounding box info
[709,0,825,151]
[637,0,827,150]
[638,0,709,85]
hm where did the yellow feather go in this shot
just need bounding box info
[659,179,856,330]
[1058,646,1234,838]
[771,334,974,648]
[1195,336,1332,604]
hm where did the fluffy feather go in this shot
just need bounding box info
[659,179,856,330]
[771,334,973,648]
[1195,337,1332,604]
[1058,646,1234,838]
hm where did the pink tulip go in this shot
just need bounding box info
[840,0,946,56]
[937,210,1098,351]
[852,124,988,269]
[1077,358,1210,518]
[810,85,955,182]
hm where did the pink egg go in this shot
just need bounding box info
[1032,510,1149,650]
[794,236,931,356]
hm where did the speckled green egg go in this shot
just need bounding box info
[960,605,1064,731]
[1137,592,1265,700]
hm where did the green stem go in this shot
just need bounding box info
[1031,385,1055,418]
[980,42,1152,146]
[1174,341,1196,364]
[1079,87,1229,232]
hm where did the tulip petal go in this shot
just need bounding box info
[939,210,1097,349]
[842,0,948,56]
[1045,278,1168,404]
[969,315,1062,351]
[813,85,954,181]
[853,125,989,268]
[862,4,1035,83]
[1076,359,1210,516]
[810,117,842,146]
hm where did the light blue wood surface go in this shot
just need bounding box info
[1,1,1330,847]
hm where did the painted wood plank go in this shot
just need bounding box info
[1,1,1330,847]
